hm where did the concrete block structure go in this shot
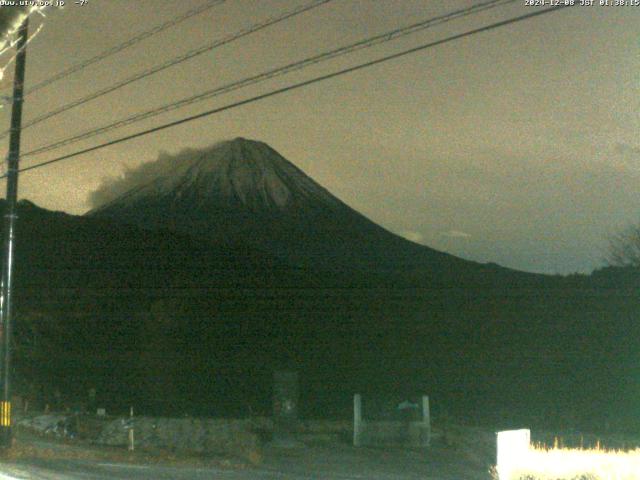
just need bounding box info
[353,394,431,447]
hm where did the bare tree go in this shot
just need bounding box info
[608,224,640,267]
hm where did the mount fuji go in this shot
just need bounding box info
[88,137,499,279]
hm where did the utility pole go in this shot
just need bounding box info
[0,16,29,449]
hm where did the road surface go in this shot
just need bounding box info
[0,426,495,479]
[0,443,493,479]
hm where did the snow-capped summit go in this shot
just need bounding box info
[91,138,341,214]
[88,138,478,273]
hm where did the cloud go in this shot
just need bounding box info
[398,230,424,244]
[87,144,234,209]
[441,230,471,239]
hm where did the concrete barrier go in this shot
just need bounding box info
[353,394,431,447]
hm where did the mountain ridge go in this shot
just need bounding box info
[87,137,515,278]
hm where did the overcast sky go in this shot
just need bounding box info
[0,0,637,275]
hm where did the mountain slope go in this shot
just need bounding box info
[1,184,637,426]
[88,137,511,280]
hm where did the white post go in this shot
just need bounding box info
[128,406,135,451]
[421,395,431,447]
[353,394,362,447]
[496,429,530,480]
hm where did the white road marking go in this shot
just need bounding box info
[97,463,150,469]
[0,470,30,480]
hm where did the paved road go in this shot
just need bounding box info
[0,448,492,480]
[0,460,416,480]
[0,460,308,480]
[0,461,431,480]
[0,434,494,479]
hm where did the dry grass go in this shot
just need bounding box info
[493,443,640,480]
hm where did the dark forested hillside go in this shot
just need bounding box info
[3,142,639,433]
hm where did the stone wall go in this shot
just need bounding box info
[17,413,352,457]
[96,416,271,456]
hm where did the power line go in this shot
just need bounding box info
[0,0,332,141]
[23,0,516,158]
[6,5,573,178]
[2,0,225,99]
